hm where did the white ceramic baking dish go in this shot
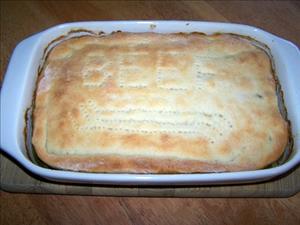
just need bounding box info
[1,21,300,185]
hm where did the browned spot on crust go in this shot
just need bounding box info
[71,108,80,119]
[219,143,231,155]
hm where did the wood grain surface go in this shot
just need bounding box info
[1,190,300,225]
[1,1,300,225]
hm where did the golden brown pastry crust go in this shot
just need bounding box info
[32,32,288,173]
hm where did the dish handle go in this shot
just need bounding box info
[276,38,300,139]
[0,34,41,161]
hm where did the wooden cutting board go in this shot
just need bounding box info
[1,153,299,197]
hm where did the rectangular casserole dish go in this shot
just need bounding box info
[1,21,300,185]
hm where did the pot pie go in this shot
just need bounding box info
[32,32,289,173]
